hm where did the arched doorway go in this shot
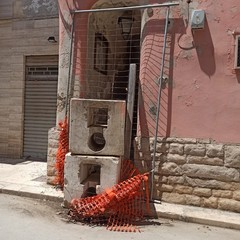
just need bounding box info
[77,0,142,158]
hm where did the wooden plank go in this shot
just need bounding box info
[125,64,137,159]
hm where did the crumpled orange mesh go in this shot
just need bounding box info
[55,117,69,189]
[69,160,150,232]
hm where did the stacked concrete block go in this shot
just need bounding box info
[135,137,240,213]
[64,99,125,204]
[69,99,125,156]
[64,154,121,204]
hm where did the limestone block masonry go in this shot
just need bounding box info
[47,127,60,185]
[135,137,240,213]
[64,154,121,205]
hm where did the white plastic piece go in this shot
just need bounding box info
[191,10,205,30]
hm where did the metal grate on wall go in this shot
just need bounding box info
[23,56,58,160]
[71,9,141,154]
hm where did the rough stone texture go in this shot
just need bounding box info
[168,176,185,184]
[225,146,240,168]
[135,137,240,213]
[169,143,184,155]
[182,164,240,182]
[167,154,186,164]
[150,153,167,162]
[47,176,56,186]
[149,139,169,153]
[212,190,233,198]
[193,187,212,197]
[202,197,218,209]
[48,127,60,141]
[187,156,224,166]
[232,183,240,190]
[184,144,206,156]
[47,148,58,158]
[206,144,224,158]
[161,192,186,204]
[185,177,234,190]
[197,138,211,144]
[160,176,168,183]
[233,191,240,201]
[47,127,59,184]
[174,185,193,194]
[160,184,173,192]
[166,138,197,144]
[218,199,240,213]
[161,162,183,176]
[47,165,56,176]
[185,195,201,206]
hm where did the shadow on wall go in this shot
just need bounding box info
[235,70,240,84]
[136,17,185,199]
[138,17,186,139]
[193,19,216,78]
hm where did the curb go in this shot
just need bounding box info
[0,184,63,203]
[154,202,240,231]
[1,185,240,231]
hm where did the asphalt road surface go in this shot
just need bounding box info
[0,194,239,240]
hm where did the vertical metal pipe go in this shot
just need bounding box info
[65,13,75,118]
[151,7,170,201]
[125,64,137,159]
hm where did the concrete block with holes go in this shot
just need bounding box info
[64,153,122,205]
[69,98,126,156]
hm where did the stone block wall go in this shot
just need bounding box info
[135,137,240,213]
[47,127,60,185]
[0,1,58,159]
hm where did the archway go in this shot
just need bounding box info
[78,0,142,157]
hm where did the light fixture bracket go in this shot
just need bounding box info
[118,16,134,40]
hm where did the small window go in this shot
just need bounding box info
[94,33,108,75]
[88,107,108,128]
[234,35,240,69]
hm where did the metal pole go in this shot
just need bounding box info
[71,2,179,14]
[125,64,137,159]
[65,13,75,118]
[151,7,170,201]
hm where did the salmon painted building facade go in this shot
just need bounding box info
[50,0,240,212]
[0,0,239,212]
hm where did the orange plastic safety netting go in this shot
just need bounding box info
[69,160,150,232]
[55,117,69,189]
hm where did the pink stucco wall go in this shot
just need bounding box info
[140,0,240,143]
[58,0,240,144]
[170,0,240,143]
